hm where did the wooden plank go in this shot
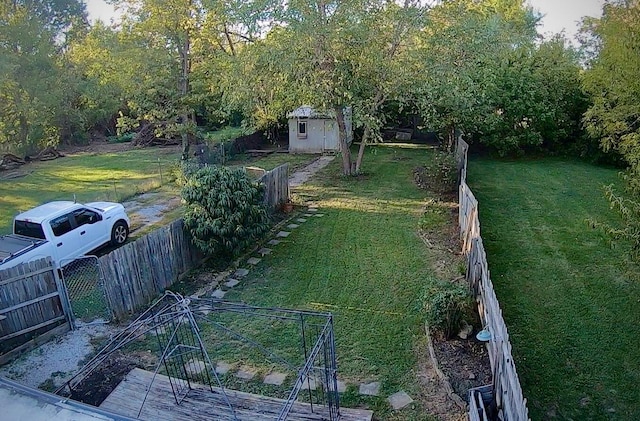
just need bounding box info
[101,368,372,421]
[0,266,56,286]
[0,322,70,365]
[0,315,66,341]
[0,291,59,315]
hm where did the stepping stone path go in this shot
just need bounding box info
[308,208,318,212]
[211,289,226,299]
[277,231,291,238]
[247,257,261,265]
[258,247,272,256]
[215,361,233,375]
[287,224,299,229]
[359,381,381,396]
[234,268,250,277]
[224,278,240,288]
[388,391,414,410]
[295,218,307,223]
[314,214,325,218]
[235,365,257,380]
[185,359,206,376]
[268,239,281,246]
[263,372,287,386]
[303,214,313,217]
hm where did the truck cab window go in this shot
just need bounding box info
[50,214,74,237]
[73,208,99,227]
[14,220,46,239]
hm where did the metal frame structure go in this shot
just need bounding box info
[57,292,341,421]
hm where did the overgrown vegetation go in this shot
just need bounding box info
[581,2,640,259]
[414,149,457,195]
[591,184,640,259]
[470,157,640,419]
[422,279,475,340]
[182,166,270,257]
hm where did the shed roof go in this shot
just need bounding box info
[287,105,335,119]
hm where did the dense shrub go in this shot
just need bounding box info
[414,149,458,195]
[182,166,270,257]
[591,183,640,260]
[422,280,475,339]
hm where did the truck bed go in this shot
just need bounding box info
[0,235,47,265]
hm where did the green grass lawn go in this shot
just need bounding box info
[0,147,182,234]
[468,157,640,420]
[213,145,446,419]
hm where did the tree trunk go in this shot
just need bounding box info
[180,35,191,160]
[447,125,456,152]
[355,126,370,174]
[335,106,352,176]
[355,91,385,174]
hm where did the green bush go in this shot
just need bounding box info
[107,132,135,143]
[182,166,270,257]
[414,149,458,195]
[432,150,458,193]
[422,280,475,339]
[591,183,640,260]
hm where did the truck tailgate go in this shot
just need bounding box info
[0,235,47,264]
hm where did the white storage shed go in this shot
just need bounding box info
[287,106,353,153]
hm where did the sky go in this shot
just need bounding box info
[85,0,605,42]
[527,0,604,41]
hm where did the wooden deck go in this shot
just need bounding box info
[100,368,373,421]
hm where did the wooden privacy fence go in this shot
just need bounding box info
[99,219,202,320]
[456,137,530,421]
[257,163,289,209]
[0,258,72,365]
[99,164,289,320]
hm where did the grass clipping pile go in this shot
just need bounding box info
[414,149,491,418]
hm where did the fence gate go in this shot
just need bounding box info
[60,256,111,323]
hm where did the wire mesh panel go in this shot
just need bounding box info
[59,293,349,421]
[61,256,111,323]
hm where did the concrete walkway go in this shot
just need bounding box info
[289,155,336,188]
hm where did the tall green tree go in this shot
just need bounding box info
[583,0,640,188]
[225,0,431,175]
[0,0,87,155]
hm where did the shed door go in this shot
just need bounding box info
[324,120,333,151]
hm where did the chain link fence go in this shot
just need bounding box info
[60,256,111,323]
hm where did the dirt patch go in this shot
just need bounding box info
[432,337,492,397]
[414,338,467,421]
[67,350,158,406]
[289,155,336,188]
[414,158,492,417]
[123,192,182,233]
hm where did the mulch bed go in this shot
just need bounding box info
[66,350,157,407]
[432,335,492,399]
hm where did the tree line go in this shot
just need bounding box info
[0,0,637,177]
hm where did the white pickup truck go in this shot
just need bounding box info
[0,201,130,270]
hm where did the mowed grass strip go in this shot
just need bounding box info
[469,157,640,420]
[0,147,181,233]
[222,145,440,418]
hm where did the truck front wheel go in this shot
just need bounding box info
[111,221,129,246]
